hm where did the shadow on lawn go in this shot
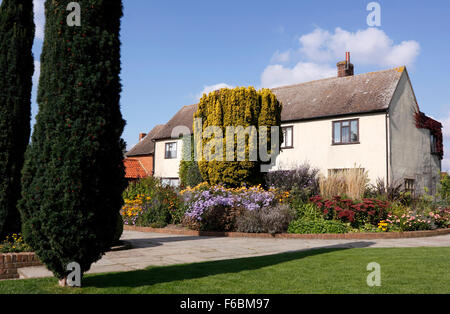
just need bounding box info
[84,241,375,289]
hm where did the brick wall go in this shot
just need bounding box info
[0,253,42,280]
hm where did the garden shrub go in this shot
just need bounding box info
[179,135,204,188]
[20,0,126,281]
[181,184,287,231]
[194,87,282,187]
[288,219,349,234]
[265,164,319,194]
[0,233,32,253]
[319,168,369,200]
[0,0,35,238]
[236,204,295,234]
[439,173,450,202]
[292,202,323,221]
[310,196,389,228]
[121,178,181,227]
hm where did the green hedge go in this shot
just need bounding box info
[288,219,349,234]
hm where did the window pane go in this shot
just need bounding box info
[342,121,350,127]
[281,127,293,148]
[351,121,358,142]
[342,126,350,143]
[285,128,292,147]
[334,123,341,143]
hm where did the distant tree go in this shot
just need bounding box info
[0,0,35,238]
[194,87,282,187]
[20,0,126,286]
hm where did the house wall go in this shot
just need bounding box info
[272,113,388,184]
[154,139,183,179]
[389,71,442,194]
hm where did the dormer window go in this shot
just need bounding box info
[333,119,359,145]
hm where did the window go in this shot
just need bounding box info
[165,142,177,159]
[161,178,180,187]
[431,134,438,154]
[405,179,415,193]
[333,119,359,145]
[281,126,293,149]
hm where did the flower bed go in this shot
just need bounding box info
[120,174,450,236]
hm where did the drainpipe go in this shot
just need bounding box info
[385,111,390,186]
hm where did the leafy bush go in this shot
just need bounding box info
[121,178,181,227]
[179,135,204,188]
[310,196,389,228]
[265,164,319,193]
[386,207,450,231]
[319,168,369,200]
[195,87,282,187]
[288,219,349,234]
[236,204,295,234]
[0,233,32,253]
[440,174,450,202]
[181,184,288,231]
[292,202,322,221]
[122,176,160,201]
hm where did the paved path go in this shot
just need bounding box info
[19,230,450,279]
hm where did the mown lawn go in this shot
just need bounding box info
[0,247,449,294]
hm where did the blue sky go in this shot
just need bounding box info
[25,0,450,170]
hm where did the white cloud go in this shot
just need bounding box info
[260,27,421,89]
[442,110,450,140]
[299,27,420,68]
[196,83,234,99]
[33,60,40,86]
[441,110,450,171]
[261,62,335,88]
[34,0,45,40]
[271,50,291,63]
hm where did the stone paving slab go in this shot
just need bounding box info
[16,230,450,279]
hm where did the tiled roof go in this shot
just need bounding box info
[152,67,405,141]
[124,158,149,179]
[126,124,165,157]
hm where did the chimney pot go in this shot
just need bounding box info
[337,52,354,77]
[139,133,147,141]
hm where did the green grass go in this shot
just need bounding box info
[0,247,449,294]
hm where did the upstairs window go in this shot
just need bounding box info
[333,119,359,145]
[281,126,293,149]
[165,142,177,159]
[431,134,438,154]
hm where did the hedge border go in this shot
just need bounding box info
[124,225,450,240]
[0,252,42,280]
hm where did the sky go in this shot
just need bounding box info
[15,0,450,171]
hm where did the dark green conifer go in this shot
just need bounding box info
[0,0,35,238]
[20,0,126,282]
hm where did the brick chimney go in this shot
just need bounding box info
[139,133,147,141]
[337,52,354,77]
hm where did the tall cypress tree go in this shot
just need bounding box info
[20,0,126,284]
[0,0,35,238]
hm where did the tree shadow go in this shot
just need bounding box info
[124,235,217,249]
[84,241,375,289]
